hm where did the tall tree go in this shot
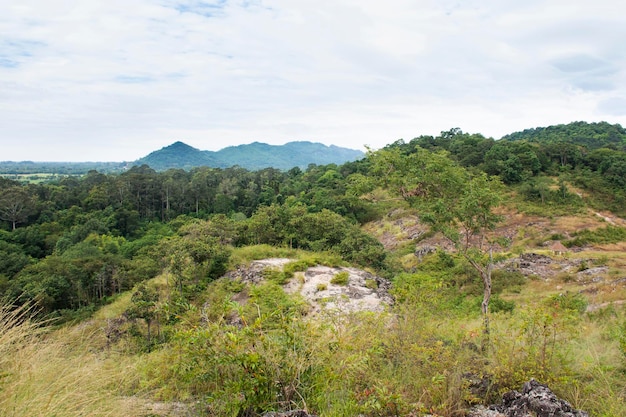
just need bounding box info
[370,147,503,335]
[0,186,35,230]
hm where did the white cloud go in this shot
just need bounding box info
[0,0,625,161]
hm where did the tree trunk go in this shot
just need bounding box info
[481,267,491,335]
[480,249,493,349]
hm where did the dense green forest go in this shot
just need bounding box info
[1,121,626,416]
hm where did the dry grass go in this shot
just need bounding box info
[0,300,162,417]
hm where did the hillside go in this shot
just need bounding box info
[0,121,625,416]
[502,120,626,150]
[133,140,365,171]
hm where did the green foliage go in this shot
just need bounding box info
[489,302,585,396]
[391,272,479,317]
[283,259,314,275]
[544,292,588,314]
[490,269,526,294]
[489,294,515,313]
[164,230,232,298]
[365,279,378,290]
[261,268,293,285]
[503,121,626,151]
[125,283,160,350]
[331,271,350,286]
[483,141,542,184]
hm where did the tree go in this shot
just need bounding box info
[370,146,503,336]
[0,186,35,230]
[164,222,232,297]
[126,283,159,347]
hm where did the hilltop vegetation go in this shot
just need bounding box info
[0,121,626,416]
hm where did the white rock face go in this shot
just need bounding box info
[230,259,393,314]
[283,265,392,314]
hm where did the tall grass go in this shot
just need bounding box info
[0,303,145,417]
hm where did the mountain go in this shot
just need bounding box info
[134,141,219,171]
[133,140,365,171]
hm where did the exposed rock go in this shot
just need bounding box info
[225,258,293,284]
[467,407,506,417]
[470,379,589,417]
[415,245,437,261]
[226,259,393,315]
[498,253,555,279]
[463,373,492,400]
[576,266,609,278]
[520,253,553,265]
[285,266,393,314]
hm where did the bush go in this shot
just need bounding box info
[545,292,588,314]
[331,271,350,286]
[491,269,527,294]
[490,294,515,313]
[262,268,293,285]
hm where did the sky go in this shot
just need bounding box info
[2,0,626,161]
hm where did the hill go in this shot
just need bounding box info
[133,140,365,171]
[501,120,626,150]
[133,141,220,171]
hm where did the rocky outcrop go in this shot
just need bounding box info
[469,379,589,417]
[225,258,293,284]
[284,265,393,314]
[226,259,393,314]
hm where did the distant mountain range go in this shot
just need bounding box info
[133,141,365,171]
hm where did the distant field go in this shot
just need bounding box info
[0,161,128,176]
[0,173,72,183]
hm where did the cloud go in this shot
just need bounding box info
[550,54,618,91]
[1,0,626,161]
[597,97,626,116]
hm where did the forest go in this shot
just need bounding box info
[0,121,626,416]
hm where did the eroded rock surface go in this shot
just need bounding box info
[284,265,393,314]
[469,379,589,417]
[227,259,393,314]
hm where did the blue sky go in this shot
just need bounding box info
[1,0,626,161]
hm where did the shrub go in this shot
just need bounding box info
[331,271,350,286]
[262,268,292,285]
[491,269,527,294]
[490,294,515,313]
[365,279,378,290]
[545,292,588,314]
[283,259,315,275]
